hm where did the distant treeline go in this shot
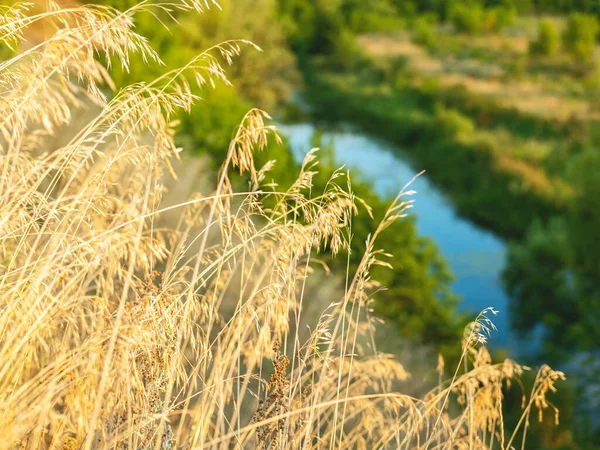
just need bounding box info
[277,0,600,68]
[387,0,600,16]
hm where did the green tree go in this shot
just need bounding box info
[486,0,531,13]
[567,149,600,291]
[449,1,485,34]
[277,0,345,55]
[562,12,600,63]
[484,6,516,32]
[434,104,475,137]
[412,17,438,48]
[503,149,600,361]
[530,19,560,56]
[532,0,600,15]
[392,0,418,16]
[449,1,515,34]
[502,219,577,361]
[341,0,401,33]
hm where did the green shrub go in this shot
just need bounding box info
[530,19,560,56]
[562,12,600,63]
[434,104,475,137]
[329,27,363,70]
[583,64,600,88]
[420,76,441,96]
[486,0,532,13]
[412,18,438,48]
[393,0,418,16]
[349,12,403,32]
[510,0,533,13]
[483,6,516,32]
[448,1,515,34]
[449,3,484,34]
[346,0,403,33]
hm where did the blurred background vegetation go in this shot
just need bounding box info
[90,0,600,447]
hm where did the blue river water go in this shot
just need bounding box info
[279,123,517,352]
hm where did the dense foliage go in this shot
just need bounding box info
[529,19,560,56]
[562,12,600,62]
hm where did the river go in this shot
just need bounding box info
[280,122,522,354]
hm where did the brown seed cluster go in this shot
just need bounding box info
[254,341,291,448]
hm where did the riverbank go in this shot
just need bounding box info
[300,56,568,240]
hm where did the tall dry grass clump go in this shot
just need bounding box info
[0,1,565,449]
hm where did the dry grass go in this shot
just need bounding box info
[359,32,596,121]
[358,33,443,74]
[0,2,565,449]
